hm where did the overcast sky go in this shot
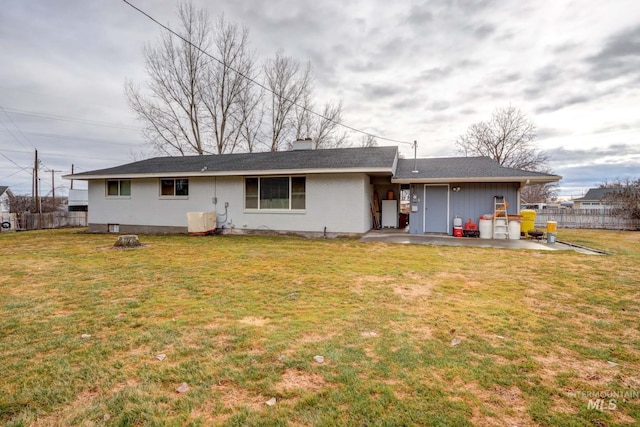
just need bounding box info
[1,0,639,199]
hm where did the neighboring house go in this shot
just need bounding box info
[68,189,89,212]
[63,143,561,236]
[573,188,623,210]
[0,186,13,213]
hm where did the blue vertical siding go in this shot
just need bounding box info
[409,182,520,234]
[409,184,423,234]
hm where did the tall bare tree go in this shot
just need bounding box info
[126,3,256,156]
[264,52,312,151]
[200,14,256,154]
[309,101,349,149]
[126,2,210,155]
[456,106,556,202]
[237,83,264,153]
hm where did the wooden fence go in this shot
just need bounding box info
[13,212,88,231]
[533,209,640,231]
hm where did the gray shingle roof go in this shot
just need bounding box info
[68,146,399,178]
[574,187,623,201]
[394,157,561,182]
[0,186,8,195]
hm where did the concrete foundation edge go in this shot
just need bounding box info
[88,223,364,239]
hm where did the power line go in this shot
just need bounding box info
[0,147,127,163]
[121,0,414,146]
[0,169,26,180]
[0,106,142,132]
[0,115,30,150]
[0,128,144,147]
[0,106,34,149]
[0,152,31,173]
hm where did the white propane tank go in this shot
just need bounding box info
[453,215,463,228]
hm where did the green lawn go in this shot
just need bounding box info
[0,228,638,426]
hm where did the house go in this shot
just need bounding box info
[573,188,623,210]
[0,186,13,213]
[63,143,561,236]
[1,186,16,232]
[67,189,89,212]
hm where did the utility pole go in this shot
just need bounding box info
[51,169,55,205]
[46,169,63,212]
[34,149,40,214]
[70,164,74,190]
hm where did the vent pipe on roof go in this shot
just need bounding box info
[292,138,314,151]
[411,140,419,173]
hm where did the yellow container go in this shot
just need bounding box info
[520,209,536,235]
[547,221,557,233]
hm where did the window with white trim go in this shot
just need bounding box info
[245,176,305,210]
[160,178,189,197]
[106,179,131,197]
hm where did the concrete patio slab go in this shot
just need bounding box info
[360,231,604,255]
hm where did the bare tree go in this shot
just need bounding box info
[264,52,312,151]
[456,105,548,170]
[200,14,256,154]
[126,2,210,155]
[237,83,264,153]
[126,3,256,156]
[521,174,558,203]
[456,106,556,202]
[600,178,640,220]
[8,194,34,213]
[310,101,349,149]
[359,134,378,147]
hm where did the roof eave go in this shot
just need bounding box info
[63,166,394,181]
[391,176,562,184]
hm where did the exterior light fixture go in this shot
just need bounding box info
[452,186,462,192]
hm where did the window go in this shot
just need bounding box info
[245,176,305,210]
[160,178,189,197]
[106,180,131,197]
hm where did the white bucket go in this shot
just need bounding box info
[479,219,492,239]
[509,221,521,240]
[453,216,463,227]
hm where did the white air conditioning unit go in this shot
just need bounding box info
[187,211,217,235]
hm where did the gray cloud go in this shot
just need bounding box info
[547,143,640,164]
[474,23,495,39]
[535,94,592,113]
[586,25,640,82]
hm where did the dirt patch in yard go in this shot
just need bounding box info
[393,283,432,298]
[461,381,534,427]
[350,275,395,294]
[533,349,618,386]
[192,383,266,424]
[275,368,326,393]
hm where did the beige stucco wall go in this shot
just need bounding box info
[87,173,373,234]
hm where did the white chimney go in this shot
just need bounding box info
[291,138,314,151]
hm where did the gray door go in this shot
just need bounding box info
[424,185,449,233]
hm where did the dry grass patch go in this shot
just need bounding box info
[238,316,270,327]
[534,349,619,386]
[275,368,327,393]
[458,381,534,427]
